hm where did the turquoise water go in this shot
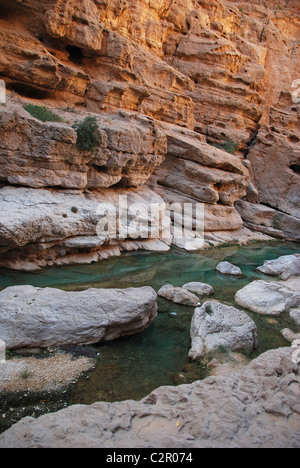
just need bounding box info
[0,241,299,404]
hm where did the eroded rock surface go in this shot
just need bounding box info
[0,185,169,270]
[0,102,167,190]
[189,301,258,360]
[0,348,299,448]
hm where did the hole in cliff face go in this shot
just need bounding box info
[65,45,83,65]
[0,0,15,20]
[7,82,50,100]
[289,135,300,144]
[290,164,300,175]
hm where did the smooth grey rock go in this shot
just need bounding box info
[1,348,299,448]
[281,329,300,343]
[257,254,300,280]
[182,282,214,297]
[0,285,157,349]
[290,309,300,326]
[216,261,242,276]
[235,280,300,316]
[189,301,258,360]
[157,285,200,307]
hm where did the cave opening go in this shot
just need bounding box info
[7,82,50,100]
[289,135,300,144]
[65,45,83,65]
[290,164,300,175]
[0,0,15,21]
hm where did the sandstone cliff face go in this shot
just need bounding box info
[0,0,299,268]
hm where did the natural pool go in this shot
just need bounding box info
[0,240,299,410]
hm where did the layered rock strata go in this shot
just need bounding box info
[0,0,299,269]
[0,185,170,270]
[0,102,167,190]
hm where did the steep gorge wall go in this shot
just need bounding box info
[0,0,299,269]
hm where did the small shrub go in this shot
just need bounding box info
[213,138,240,154]
[216,345,231,358]
[71,206,78,214]
[73,116,101,153]
[205,303,213,315]
[23,104,64,123]
[62,213,68,218]
[20,369,31,380]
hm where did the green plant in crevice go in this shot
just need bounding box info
[72,116,101,153]
[205,303,213,315]
[23,104,64,123]
[213,138,240,154]
[20,369,31,380]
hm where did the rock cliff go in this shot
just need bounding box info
[0,0,299,268]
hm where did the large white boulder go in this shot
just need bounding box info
[257,254,300,280]
[189,301,258,360]
[0,285,157,349]
[235,280,300,316]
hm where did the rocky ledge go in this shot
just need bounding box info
[0,347,299,448]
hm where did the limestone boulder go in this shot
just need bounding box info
[257,255,300,281]
[216,261,242,276]
[183,282,214,297]
[235,280,300,316]
[281,329,300,344]
[157,285,200,307]
[189,301,258,360]
[290,309,300,326]
[0,285,158,349]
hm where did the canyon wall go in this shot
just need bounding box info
[0,0,299,269]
